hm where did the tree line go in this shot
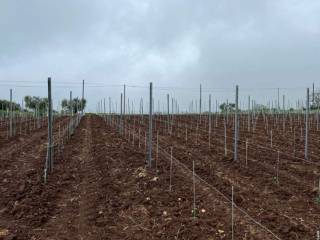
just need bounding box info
[0,96,86,113]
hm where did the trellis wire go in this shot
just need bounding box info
[156,144,282,240]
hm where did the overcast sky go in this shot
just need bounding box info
[0,1,319,112]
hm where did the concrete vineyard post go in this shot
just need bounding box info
[9,89,13,138]
[70,91,73,116]
[127,98,130,116]
[277,88,280,112]
[171,98,173,135]
[109,97,111,124]
[315,108,319,131]
[103,98,106,121]
[195,99,197,113]
[44,77,53,183]
[313,83,315,104]
[226,99,229,124]
[167,94,170,133]
[209,94,212,149]
[101,99,103,117]
[82,80,84,115]
[123,84,126,116]
[215,99,218,128]
[58,123,61,154]
[282,95,286,131]
[234,85,239,161]
[120,93,123,134]
[141,98,143,115]
[305,88,309,160]
[48,78,53,172]
[224,112,227,157]
[148,82,153,168]
[153,99,155,131]
[248,95,250,132]
[293,128,296,156]
[199,84,202,118]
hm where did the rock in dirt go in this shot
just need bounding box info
[0,229,9,237]
[134,167,147,178]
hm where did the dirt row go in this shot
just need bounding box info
[120,114,320,239]
[0,116,68,154]
[1,114,278,239]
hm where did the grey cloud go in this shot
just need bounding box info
[0,0,319,111]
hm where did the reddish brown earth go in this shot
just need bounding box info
[122,114,320,239]
[0,114,319,239]
[0,116,68,152]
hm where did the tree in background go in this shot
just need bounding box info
[61,98,86,114]
[0,99,21,111]
[253,104,269,112]
[311,91,320,110]
[24,96,48,114]
[219,102,236,113]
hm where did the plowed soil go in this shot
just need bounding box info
[0,114,318,239]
